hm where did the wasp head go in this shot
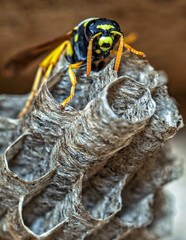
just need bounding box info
[85,18,122,58]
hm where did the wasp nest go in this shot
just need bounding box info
[0,52,183,240]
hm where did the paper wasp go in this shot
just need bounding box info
[4,18,145,118]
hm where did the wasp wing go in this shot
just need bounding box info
[4,31,73,77]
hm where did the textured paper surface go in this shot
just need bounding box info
[0,52,183,240]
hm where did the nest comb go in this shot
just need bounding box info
[0,52,183,240]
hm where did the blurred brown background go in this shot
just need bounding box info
[0,0,186,117]
[0,1,186,239]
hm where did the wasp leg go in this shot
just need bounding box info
[18,40,71,118]
[38,41,73,91]
[17,66,44,118]
[60,61,84,108]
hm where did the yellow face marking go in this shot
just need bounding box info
[74,34,79,43]
[100,47,110,51]
[96,49,101,54]
[98,36,113,51]
[96,24,115,30]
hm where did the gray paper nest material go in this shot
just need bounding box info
[0,51,183,240]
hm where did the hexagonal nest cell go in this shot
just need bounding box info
[0,52,183,240]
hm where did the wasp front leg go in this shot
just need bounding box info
[18,40,71,118]
[60,61,84,108]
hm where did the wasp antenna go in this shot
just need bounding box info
[86,32,102,77]
[86,40,93,77]
[123,41,145,57]
[114,35,124,72]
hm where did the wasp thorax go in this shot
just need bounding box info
[98,36,113,51]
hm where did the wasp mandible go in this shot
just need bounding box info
[4,18,145,118]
